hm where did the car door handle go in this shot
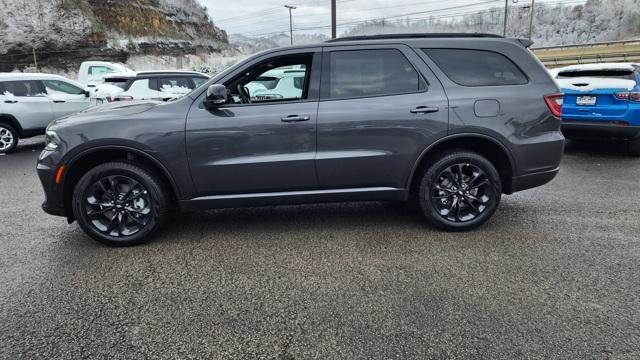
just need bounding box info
[4,100,18,104]
[410,106,439,114]
[281,115,310,123]
[53,100,66,103]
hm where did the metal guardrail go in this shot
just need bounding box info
[532,39,640,68]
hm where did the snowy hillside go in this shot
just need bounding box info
[342,0,640,47]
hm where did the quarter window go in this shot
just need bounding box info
[322,49,425,100]
[423,49,528,86]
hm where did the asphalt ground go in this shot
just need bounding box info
[1,137,639,359]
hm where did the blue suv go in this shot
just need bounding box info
[553,63,640,155]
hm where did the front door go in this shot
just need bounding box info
[186,50,321,196]
[42,79,92,119]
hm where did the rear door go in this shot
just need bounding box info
[0,80,54,130]
[315,44,449,190]
[42,79,92,119]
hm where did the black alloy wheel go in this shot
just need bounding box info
[418,151,501,231]
[73,162,168,246]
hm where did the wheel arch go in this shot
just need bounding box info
[0,114,23,134]
[407,133,517,195]
[60,145,181,221]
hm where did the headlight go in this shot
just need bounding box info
[44,130,60,151]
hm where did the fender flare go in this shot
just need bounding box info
[405,132,518,190]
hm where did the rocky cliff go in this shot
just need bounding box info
[0,0,229,72]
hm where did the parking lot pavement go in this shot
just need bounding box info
[1,137,639,359]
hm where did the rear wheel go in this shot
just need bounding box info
[418,151,501,231]
[0,123,18,154]
[72,162,168,246]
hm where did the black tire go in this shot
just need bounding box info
[72,162,168,246]
[0,123,18,154]
[418,151,501,231]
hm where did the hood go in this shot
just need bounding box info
[49,100,160,129]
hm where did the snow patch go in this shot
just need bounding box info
[556,63,639,73]
[555,77,636,92]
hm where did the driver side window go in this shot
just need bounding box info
[225,53,313,105]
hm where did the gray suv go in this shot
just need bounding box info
[37,34,565,246]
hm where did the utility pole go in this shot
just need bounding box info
[285,5,296,46]
[331,0,336,39]
[502,0,508,36]
[528,0,536,40]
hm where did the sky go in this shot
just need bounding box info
[199,0,584,37]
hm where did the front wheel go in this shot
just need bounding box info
[0,123,18,154]
[72,162,169,246]
[418,151,501,231]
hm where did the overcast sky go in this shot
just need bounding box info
[198,0,582,37]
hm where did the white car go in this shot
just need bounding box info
[93,71,210,103]
[245,68,306,101]
[0,73,93,154]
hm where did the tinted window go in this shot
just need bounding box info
[43,80,85,95]
[192,77,208,87]
[0,80,45,97]
[104,77,130,89]
[424,49,528,86]
[557,69,635,80]
[322,49,424,99]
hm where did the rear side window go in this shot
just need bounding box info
[556,69,635,80]
[152,77,193,92]
[0,80,45,97]
[322,49,425,99]
[424,49,528,86]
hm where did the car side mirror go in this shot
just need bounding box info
[83,90,91,98]
[204,84,228,109]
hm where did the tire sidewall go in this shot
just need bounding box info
[0,123,18,154]
[419,152,502,231]
[72,162,167,246]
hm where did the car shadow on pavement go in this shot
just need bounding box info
[563,139,635,157]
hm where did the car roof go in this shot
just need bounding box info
[104,70,209,79]
[0,73,74,81]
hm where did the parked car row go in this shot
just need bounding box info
[0,63,209,153]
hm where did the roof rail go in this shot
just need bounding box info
[325,33,503,43]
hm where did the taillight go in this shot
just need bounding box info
[614,91,640,102]
[544,93,563,118]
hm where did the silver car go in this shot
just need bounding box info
[0,73,93,154]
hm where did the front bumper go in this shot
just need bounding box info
[37,150,67,218]
[562,121,640,140]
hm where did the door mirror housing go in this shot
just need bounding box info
[83,90,91,98]
[204,84,228,109]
